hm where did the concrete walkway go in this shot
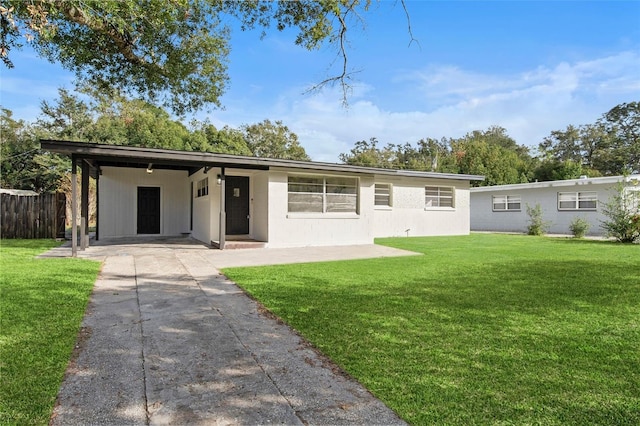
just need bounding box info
[47,238,415,425]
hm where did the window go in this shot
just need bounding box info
[375,183,392,207]
[558,191,597,210]
[196,177,209,198]
[288,175,358,213]
[493,195,521,211]
[425,186,454,208]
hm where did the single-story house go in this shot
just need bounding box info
[41,140,484,252]
[470,175,640,236]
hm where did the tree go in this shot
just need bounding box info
[449,128,532,186]
[537,102,639,176]
[37,88,95,140]
[538,125,583,163]
[599,102,640,174]
[189,121,252,156]
[92,97,192,150]
[242,119,310,161]
[339,138,393,168]
[600,180,640,243]
[1,0,408,114]
[532,159,585,182]
[0,108,68,192]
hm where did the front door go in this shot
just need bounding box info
[225,176,250,235]
[137,186,161,234]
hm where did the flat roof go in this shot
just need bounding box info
[41,139,485,181]
[470,174,640,192]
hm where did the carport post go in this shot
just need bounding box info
[71,157,77,257]
[81,160,89,250]
[219,167,226,250]
[95,168,99,241]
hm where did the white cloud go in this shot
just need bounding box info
[234,50,640,161]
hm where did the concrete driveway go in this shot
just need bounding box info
[46,238,414,425]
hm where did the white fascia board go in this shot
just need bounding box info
[470,175,639,193]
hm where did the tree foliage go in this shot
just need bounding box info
[0,89,311,191]
[340,126,532,186]
[0,108,69,192]
[450,127,532,186]
[1,0,398,114]
[600,181,640,243]
[242,119,310,161]
[537,102,640,177]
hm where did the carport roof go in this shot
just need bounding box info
[41,139,485,181]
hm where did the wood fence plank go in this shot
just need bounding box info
[1,192,63,239]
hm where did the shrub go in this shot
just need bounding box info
[569,217,590,238]
[526,203,551,236]
[600,181,640,243]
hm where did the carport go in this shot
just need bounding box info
[41,140,275,255]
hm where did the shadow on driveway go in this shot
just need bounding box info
[48,238,409,425]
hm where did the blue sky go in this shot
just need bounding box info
[1,1,639,162]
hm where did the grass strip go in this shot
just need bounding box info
[0,240,101,425]
[224,234,640,425]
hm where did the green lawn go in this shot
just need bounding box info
[223,234,640,425]
[0,240,101,425]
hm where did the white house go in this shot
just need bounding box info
[42,140,484,249]
[470,175,640,236]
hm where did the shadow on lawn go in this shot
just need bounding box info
[249,256,640,325]
[244,255,640,425]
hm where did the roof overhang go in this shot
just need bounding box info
[40,139,485,182]
[470,174,640,192]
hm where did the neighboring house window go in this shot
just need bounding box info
[425,186,454,208]
[493,195,521,211]
[626,187,640,213]
[375,183,392,207]
[288,175,358,213]
[558,191,597,210]
[196,177,209,197]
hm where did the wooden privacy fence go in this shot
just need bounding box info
[1,192,66,239]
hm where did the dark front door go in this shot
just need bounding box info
[137,186,161,234]
[225,176,250,235]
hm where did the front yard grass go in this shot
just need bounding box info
[0,240,101,425]
[223,234,640,425]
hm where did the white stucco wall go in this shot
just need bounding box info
[99,167,189,238]
[373,177,471,237]
[252,171,269,242]
[264,170,473,247]
[470,178,633,236]
[98,165,477,246]
[190,168,270,245]
[190,168,214,243]
[266,169,375,248]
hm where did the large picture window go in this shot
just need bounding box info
[558,191,597,210]
[425,186,454,208]
[493,195,521,211]
[288,175,358,213]
[375,183,392,207]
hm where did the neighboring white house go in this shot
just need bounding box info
[42,140,484,248]
[470,175,640,236]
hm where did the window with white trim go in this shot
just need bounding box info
[196,177,209,197]
[425,186,454,208]
[625,187,640,213]
[288,175,358,213]
[558,191,597,210]
[493,195,521,211]
[375,183,392,207]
